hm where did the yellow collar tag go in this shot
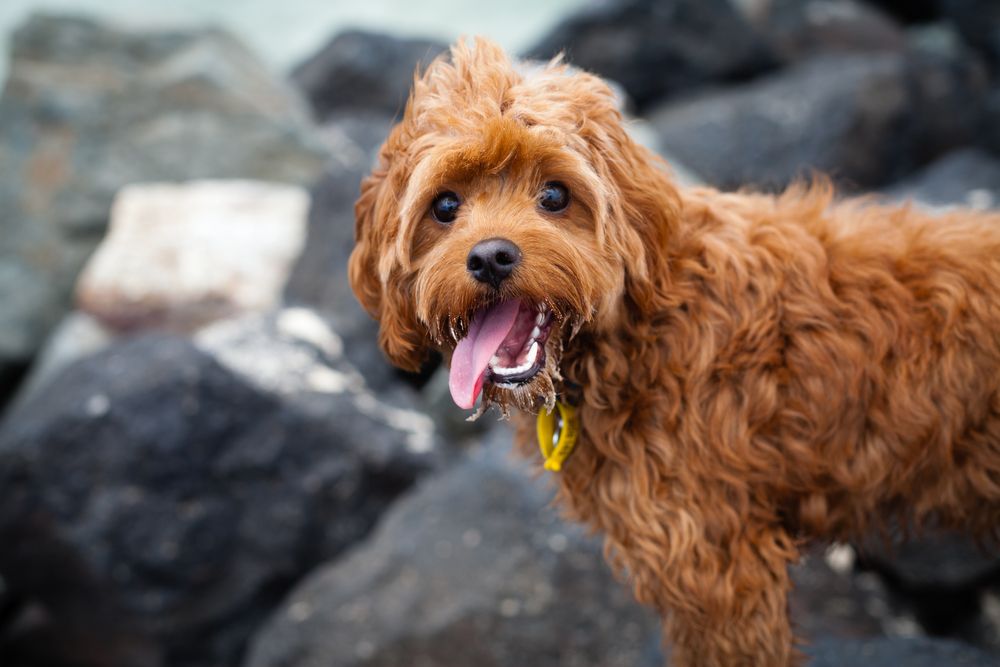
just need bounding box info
[536,401,579,472]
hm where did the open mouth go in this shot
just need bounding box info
[448,299,554,410]
[488,302,553,385]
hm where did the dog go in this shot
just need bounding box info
[349,38,1000,666]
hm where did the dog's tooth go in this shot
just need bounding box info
[535,313,545,325]
[488,340,542,380]
[527,340,539,364]
[530,326,541,341]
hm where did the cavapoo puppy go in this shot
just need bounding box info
[349,38,1000,666]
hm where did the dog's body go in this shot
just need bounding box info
[350,39,1000,666]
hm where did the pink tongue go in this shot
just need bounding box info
[448,300,521,409]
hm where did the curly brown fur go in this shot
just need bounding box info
[350,38,1000,666]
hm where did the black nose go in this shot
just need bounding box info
[467,238,521,289]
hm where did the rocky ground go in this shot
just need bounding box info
[1,2,999,666]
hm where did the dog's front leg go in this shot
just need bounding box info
[613,517,801,667]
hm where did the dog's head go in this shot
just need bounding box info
[350,38,679,415]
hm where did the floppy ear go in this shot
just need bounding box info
[577,76,681,315]
[349,163,429,372]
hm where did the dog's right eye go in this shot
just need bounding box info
[538,182,569,212]
[431,192,461,224]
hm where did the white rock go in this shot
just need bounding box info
[76,180,309,332]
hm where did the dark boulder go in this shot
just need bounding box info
[806,636,1000,666]
[864,0,939,24]
[282,112,404,392]
[244,431,664,667]
[938,0,1000,71]
[317,110,397,163]
[884,147,1000,209]
[291,30,448,120]
[790,546,892,641]
[855,530,1000,652]
[743,0,906,64]
[649,35,989,191]
[904,24,993,171]
[522,0,775,111]
[0,310,444,667]
[285,111,453,399]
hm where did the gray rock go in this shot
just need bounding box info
[884,148,1000,210]
[0,309,443,667]
[904,24,993,171]
[937,0,1000,72]
[650,42,988,191]
[0,14,327,400]
[863,0,938,24]
[10,311,113,409]
[291,30,448,119]
[421,367,506,443]
[986,89,1000,155]
[244,431,663,667]
[283,113,412,393]
[806,636,1000,666]
[790,546,894,642]
[318,111,397,165]
[855,531,1000,648]
[522,0,776,111]
[744,0,906,64]
[972,588,1000,652]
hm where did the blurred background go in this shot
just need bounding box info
[0,1,998,666]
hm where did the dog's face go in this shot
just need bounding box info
[350,39,677,414]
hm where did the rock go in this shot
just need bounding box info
[863,0,938,24]
[937,0,1000,71]
[10,311,113,409]
[0,14,327,403]
[244,430,663,667]
[0,363,29,422]
[903,24,993,170]
[0,309,443,667]
[522,0,775,111]
[884,148,1000,210]
[283,114,415,393]
[420,367,507,442]
[742,0,906,64]
[0,588,162,667]
[651,55,899,190]
[789,545,894,642]
[292,30,448,119]
[806,636,1000,666]
[317,111,397,166]
[76,180,309,333]
[987,89,1000,154]
[650,41,989,191]
[972,588,1000,652]
[855,530,1000,648]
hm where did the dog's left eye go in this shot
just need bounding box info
[538,182,569,212]
[431,192,461,224]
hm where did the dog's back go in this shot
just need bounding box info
[672,183,1000,540]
